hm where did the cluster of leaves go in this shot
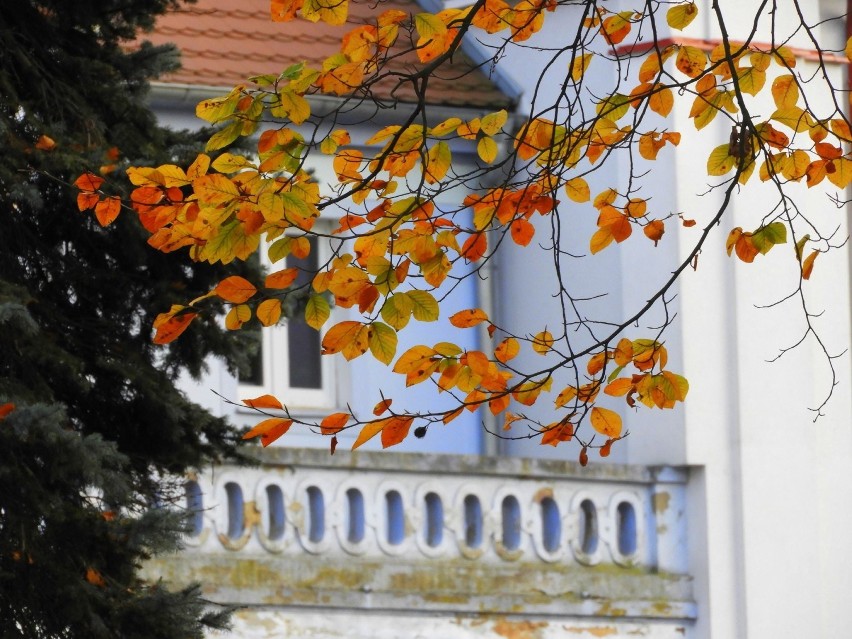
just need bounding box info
[76,0,849,459]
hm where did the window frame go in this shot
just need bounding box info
[237,230,338,411]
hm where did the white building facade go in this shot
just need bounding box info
[145,1,852,637]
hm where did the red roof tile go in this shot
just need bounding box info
[142,0,514,110]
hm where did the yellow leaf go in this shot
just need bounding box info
[846,36,852,62]
[590,226,614,254]
[666,2,697,30]
[771,75,798,110]
[276,88,311,124]
[565,177,590,202]
[570,52,593,82]
[532,330,554,354]
[676,45,706,78]
[590,406,622,438]
[225,304,251,330]
[257,299,282,327]
[352,419,386,450]
[480,110,508,136]
[477,137,499,164]
[706,143,735,176]
[425,141,452,184]
[211,153,254,174]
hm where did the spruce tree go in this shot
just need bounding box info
[0,1,252,635]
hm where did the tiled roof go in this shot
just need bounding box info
[142,0,515,111]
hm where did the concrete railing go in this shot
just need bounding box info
[149,449,696,626]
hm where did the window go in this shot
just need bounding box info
[238,234,336,409]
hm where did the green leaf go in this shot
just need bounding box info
[751,222,787,254]
[305,295,331,330]
[369,322,398,365]
[406,290,439,322]
[706,143,735,176]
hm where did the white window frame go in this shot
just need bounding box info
[238,229,338,411]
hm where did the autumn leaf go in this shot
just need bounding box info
[94,197,121,226]
[257,298,282,326]
[152,306,197,344]
[369,321,398,365]
[510,218,535,246]
[243,394,284,410]
[265,268,299,289]
[495,337,520,363]
[532,330,554,354]
[305,295,331,329]
[0,403,15,421]
[381,415,413,448]
[214,276,257,303]
[565,177,590,202]
[373,398,393,416]
[321,412,349,434]
[802,250,818,279]
[590,406,622,438]
[450,308,489,327]
[352,419,386,450]
[541,421,573,446]
[225,304,251,330]
[666,2,697,30]
[242,417,293,446]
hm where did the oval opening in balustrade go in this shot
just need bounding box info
[463,495,482,549]
[306,486,325,543]
[185,480,204,537]
[385,490,404,546]
[224,482,243,540]
[540,497,561,553]
[265,485,285,541]
[501,495,522,551]
[617,501,637,556]
[578,499,598,555]
[424,492,443,547]
[345,488,365,544]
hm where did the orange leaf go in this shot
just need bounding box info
[242,417,293,446]
[0,403,15,421]
[321,412,349,435]
[495,337,520,363]
[510,218,535,246]
[604,378,634,396]
[94,197,121,226]
[35,134,57,151]
[265,268,299,289]
[590,406,623,438]
[381,415,413,448]
[644,219,665,244]
[461,232,487,261]
[74,172,105,192]
[449,308,490,328]
[373,398,393,415]
[541,421,573,447]
[85,567,106,587]
[243,394,284,410]
[152,307,197,344]
[215,276,257,303]
[352,419,386,450]
[802,250,818,280]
